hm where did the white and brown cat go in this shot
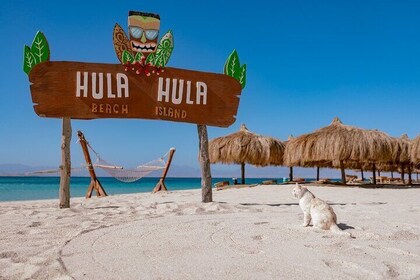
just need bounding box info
[292,183,351,237]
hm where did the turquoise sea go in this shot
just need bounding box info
[0,176,287,202]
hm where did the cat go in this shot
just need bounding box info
[292,183,351,237]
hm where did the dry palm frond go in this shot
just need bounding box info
[283,117,394,168]
[411,135,420,167]
[208,124,285,167]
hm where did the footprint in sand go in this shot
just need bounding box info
[28,221,42,228]
[383,262,400,278]
[322,259,382,279]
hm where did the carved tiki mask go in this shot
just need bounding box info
[128,11,160,58]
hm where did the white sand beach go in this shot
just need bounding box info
[0,184,419,279]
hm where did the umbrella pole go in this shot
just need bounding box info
[408,165,412,185]
[401,163,405,184]
[361,169,364,181]
[391,170,394,179]
[372,163,377,184]
[241,162,245,184]
[289,166,293,182]
[340,161,346,184]
[316,166,320,181]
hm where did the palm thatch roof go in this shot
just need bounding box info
[411,135,420,167]
[391,134,411,164]
[209,124,285,167]
[283,117,394,168]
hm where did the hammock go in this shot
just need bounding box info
[86,141,174,183]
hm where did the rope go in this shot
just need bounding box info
[87,147,173,183]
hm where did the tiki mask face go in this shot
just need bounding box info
[128,11,160,54]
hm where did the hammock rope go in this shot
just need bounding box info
[84,140,173,183]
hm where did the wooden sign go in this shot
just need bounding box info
[29,61,242,127]
[24,10,247,205]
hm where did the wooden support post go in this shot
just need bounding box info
[316,166,320,181]
[197,125,212,203]
[77,131,107,198]
[289,166,293,182]
[372,163,377,184]
[408,165,412,185]
[391,171,394,179]
[340,160,346,184]
[241,162,246,184]
[152,148,176,193]
[401,163,405,184]
[59,118,72,208]
[361,169,365,181]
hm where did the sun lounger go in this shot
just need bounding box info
[317,178,331,184]
[262,180,278,185]
[346,175,358,183]
[215,184,257,191]
[214,181,229,188]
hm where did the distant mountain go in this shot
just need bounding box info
[0,163,56,176]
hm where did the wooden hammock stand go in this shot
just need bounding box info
[152,148,176,193]
[77,130,175,198]
[77,131,108,198]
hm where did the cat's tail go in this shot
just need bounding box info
[330,224,353,238]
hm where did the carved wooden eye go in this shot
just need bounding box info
[145,30,158,40]
[129,26,143,39]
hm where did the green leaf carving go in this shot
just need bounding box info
[23,45,37,74]
[134,52,144,62]
[153,30,174,68]
[145,53,155,65]
[224,49,246,89]
[23,31,50,75]
[121,50,134,64]
[31,31,49,64]
[224,49,240,78]
[238,64,246,89]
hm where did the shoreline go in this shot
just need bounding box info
[0,185,419,279]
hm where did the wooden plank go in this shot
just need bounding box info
[59,118,71,208]
[29,61,242,127]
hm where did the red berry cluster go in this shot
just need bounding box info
[123,56,164,76]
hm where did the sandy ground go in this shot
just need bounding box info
[0,184,419,280]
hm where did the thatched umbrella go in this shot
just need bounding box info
[391,134,412,184]
[209,124,285,184]
[410,135,420,183]
[411,135,420,167]
[284,117,394,184]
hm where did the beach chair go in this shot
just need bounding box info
[262,180,278,185]
[377,176,389,184]
[214,181,229,189]
[293,178,305,183]
[345,175,358,184]
[318,178,331,184]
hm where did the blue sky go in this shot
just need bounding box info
[1,1,420,177]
